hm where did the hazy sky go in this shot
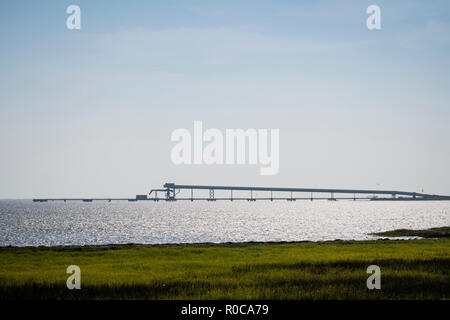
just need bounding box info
[1,0,450,198]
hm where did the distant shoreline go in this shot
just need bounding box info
[0,238,437,250]
[1,226,448,249]
[370,226,450,238]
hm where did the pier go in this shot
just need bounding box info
[33,183,450,202]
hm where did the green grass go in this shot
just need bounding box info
[0,239,449,299]
[371,226,450,238]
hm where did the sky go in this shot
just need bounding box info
[0,0,450,198]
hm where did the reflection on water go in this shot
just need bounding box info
[0,200,449,246]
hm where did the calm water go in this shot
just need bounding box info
[0,200,449,246]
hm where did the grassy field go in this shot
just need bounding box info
[0,238,449,300]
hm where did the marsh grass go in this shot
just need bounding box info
[0,239,449,299]
[371,226,450,238]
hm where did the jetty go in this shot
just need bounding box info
[32,183,450,202]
